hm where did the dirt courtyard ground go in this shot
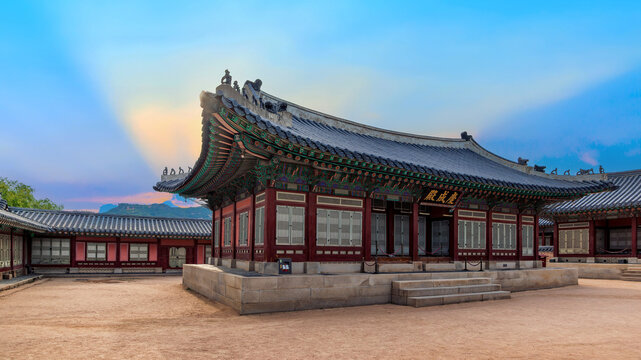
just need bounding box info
[2,277,641,360]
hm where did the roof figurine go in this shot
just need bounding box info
[534,165,546,173]
[221,69,232,85]
[460,131,472,141]
[249,79,262,91]
[233,80,240,92]
[517,157,529,166]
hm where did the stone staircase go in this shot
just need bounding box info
[392,277,510,307]
[622,266,641,281]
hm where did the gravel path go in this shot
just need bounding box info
[1,277,640,359]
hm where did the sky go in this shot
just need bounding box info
[1,1,641,210]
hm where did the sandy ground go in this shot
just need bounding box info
[1,277,641,360]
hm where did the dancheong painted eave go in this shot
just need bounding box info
[154,77,615,201]
[10,208,212,238]
[545,169,641,215]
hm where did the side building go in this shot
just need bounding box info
[154,74,614,273]
[0,196,52,278]
[545,170,641,263]
[5,206,212,274]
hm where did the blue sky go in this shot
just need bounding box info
[1,1,640,209]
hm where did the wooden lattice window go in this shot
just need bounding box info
[492,223,517,250]
[276,206,305,245]
[255,207,265,245]
[0,234,9,268]
[522,225,534,256]
[559,228,589,254]
[238,212,249,246]
[458,220,486,249]
[371,213,386,255]
[394,215,411,256]
[316,209,362,247]
[205,245,212,264]
[87,242,107,261]
[12,236,23,266]
[129,243,148,261]
[223,217,232,246]
[32,238,70,265]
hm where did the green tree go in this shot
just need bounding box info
[0,177,63,210]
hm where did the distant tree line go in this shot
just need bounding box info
[0,177,63,210]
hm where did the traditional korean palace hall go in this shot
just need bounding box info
[545,169,641,263]
[0,194,212,278]
[154,72,615,275]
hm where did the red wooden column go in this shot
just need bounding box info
[71,235,77,268]
[264,188,277,262]
[632,216,638,258]
[363,197,372,261]
[589,220,596,257]
[517,213,522,263]
[9,228,14,271]
[306,193,317,262]
[250,194,256,261]
[410,202,419,261]
[452,209,459,261]
[553,222,559,257]
[116,236,121,268]
[486,210,493,262]
[534,214,540,260]
[232,200,237,260]
[211,213,216,259]
[215,210,221,259]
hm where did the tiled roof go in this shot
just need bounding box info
[0,195,52,232]
[222,94,609,192]
[546,170,641,214]
[154,83,613,197]
[539,218,554,227]
[538,245,554,253]
[0,208,52,233]
[10,208,212,238]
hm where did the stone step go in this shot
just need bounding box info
[407,291,511,307]
[399,284,501,298]
[621,273,641,281]
[392,277,492,290]
[423,263,458,272]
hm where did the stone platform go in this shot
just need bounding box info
[183,265,578,315]
[549,262,636,280]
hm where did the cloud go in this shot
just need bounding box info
[580,151,599,166]
[67,191,173,204]
[67,192,202,208]
[122,104,203,172]
[166,194,202,208]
